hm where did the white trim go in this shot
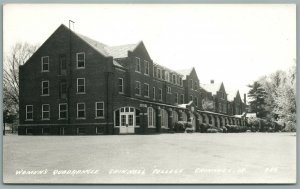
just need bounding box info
[167,86,171,94]
[135,57,141,73]
[77,78,86,94]
[77,103,86,119]
[147,107,156,128]
[41,80,50,96]
[135,81,141,96]
[76,52,85,69]
[41,56,49,72]
[42,104,50,120]
[118,78,124,94]
[95,101,105,119]
[144,60,149,75]
[59,103,68,120]
[144,83,150,97]
[159,88,163,101]
[25,105,33,121]
[175,93,179,104]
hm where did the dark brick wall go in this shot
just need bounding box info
[19,25,112,130]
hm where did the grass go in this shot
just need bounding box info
[3,132,296,184]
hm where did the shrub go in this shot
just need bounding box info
[207,128,218,133]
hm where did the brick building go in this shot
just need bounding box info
[18,24,247,135]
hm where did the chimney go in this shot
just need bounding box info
[244,93,246,104]
[210,79,214,84]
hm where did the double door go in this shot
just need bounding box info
[119,112,135,134]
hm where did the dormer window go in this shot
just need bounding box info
[157,68,161,79]
[144,60,149,75]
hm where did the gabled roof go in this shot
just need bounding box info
[227,89,238,101]
[76,31,139,59]
[176,68,193,79]
[105,44,138,59]
[201,82,222,95]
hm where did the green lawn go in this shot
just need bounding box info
[3,133,296,184]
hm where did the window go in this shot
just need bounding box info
[118,78,124,94]
[190,95,193,102]
[172,111,179,123]
[175,93,178,104]
[180,94,185,104]
[177,76,180,85]
[194,81,197,90]
[42,104,50,120]
[153,66,156,77]
[41,56,49,72]
[172,74,176,84]
[194,97,198,106]
[148,107,156,128]
[59,103,68,120]
[159,88,162,101]
[59,54,67,75]
[77,103,86,119]
[135,57,141,72]
[144,60,149,75]
[26,105,33,120]
[144,83,149,97]
[77,78,85,94]
[167,86,171,94]
[135,109,140,126]
[181,112,188,122]
[76,52,85,68]
[157,68,161,79]
[135,81,141,96]
[42,81,49,96]
[160,109,168,128]
[95,102,104,118]
[60,81,67,99]
[165,71,169,82]
[179,77,183,86]
[190,79,193,89]
[153,87,156,100]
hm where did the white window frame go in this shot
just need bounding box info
[135,57,141,73]
[181,94,185,104]
[160,109,168,128]
[77,103,86,119]
[41,80,50,96]
[59,103,68,120]
[157,68,161,79]
[148,107,156,128]
[76,52,85,69]
[144,60,149,75]
[95,102,105,119]
[172,74,176,84]
[135,81,141,96]
[118,78,124,94]
[42,104,50,120]
[77,78,86,94]
[26,105,33,121]
[144,83,150,97]
[41,56,49,72]
[167,86,171,94]
[165,71,169,82]
[159,88,163,101]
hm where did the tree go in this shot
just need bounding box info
[247,81,268,118]
[3,42,39,121]
[272,65,296,131]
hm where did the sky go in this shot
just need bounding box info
[3,4,296,99]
